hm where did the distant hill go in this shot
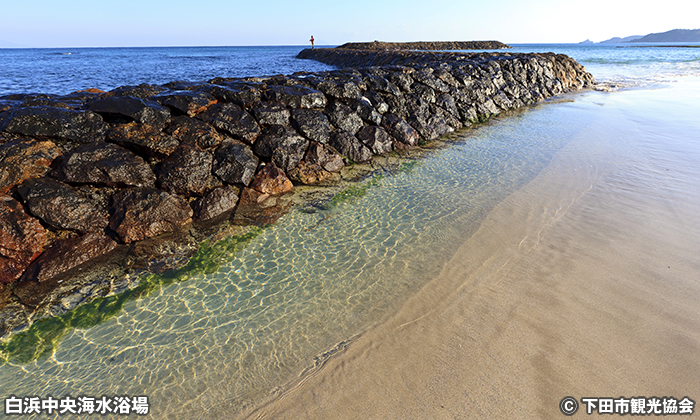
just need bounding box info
[600,35,642,44]
[630,29,700,42]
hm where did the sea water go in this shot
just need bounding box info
[0,44,699,419]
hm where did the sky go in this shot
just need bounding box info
[1,0,698,48]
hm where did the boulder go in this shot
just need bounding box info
[304,141,345,173]
[107,123,179,158]
[192,185,239,221]
[348,98,383,125]
[17,177,108,234]
[290,108,331,144]
[104,84,167,99]
[157,144,214,196]
[412,70,450,93]
[363,91,390,114]
[164,116,225,149]
[0,106,108,143]
[356,126,394,155]
[50,142,156,188]
[288,161,335,186]
[329,130,372,163]
[315,79,362,100]
[233,187,292,226]
[249,164,294,196]
[20,233,118,283]
[213,139,259,186]
[407,114,453,141]
[381,114,419,147]
[251,101,291,126]
[109,188,193,243]
[253,125,309,173]
[0,196,46,284]
[325,101,364,135]
[85,96,171,130]
[0,139,62,195]
[207,82,262,107]
[151,91,217,117]
[196,103,261,144]
[263,85,327,109]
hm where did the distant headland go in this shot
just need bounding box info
[581,28,700,44]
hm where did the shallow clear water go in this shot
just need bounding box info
[1,45,699,418]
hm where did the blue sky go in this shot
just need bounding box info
[2,0,698,47]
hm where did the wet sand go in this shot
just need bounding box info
[247,82,700,419]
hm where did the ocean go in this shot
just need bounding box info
[1,44,699,419]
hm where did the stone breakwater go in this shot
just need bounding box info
[336,40,511,50]
[0,48,594,337]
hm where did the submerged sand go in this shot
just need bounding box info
[246,82,700,419]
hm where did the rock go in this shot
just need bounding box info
[253,125,309,173]
[290,108,332,144]
[381,114,419,147]
[363,91,390,114]
[356,126,394,155]
[251,101,291,126]
[329,130,372,163]
[0,139,62,195]
[107,123,180,158]
[164,116,225,149]
[325,101,364,135]
[151,91,217,117]
[304,141,345,173]
[315,79,362,100]
[407,114,453,141]
[109,188,193,243]
[50,142,156,188]
[263,85,327,109]
[0,196,46,284]
[20,233,118,283]
[207,82,262,107]
[249,164,294,196]
[288,161,335,186]
[363,73,402,97]
[411,83,437,104]
[84,96,171,130]
[0,106,108,143]
[412,70,450,93]
[232,187,292,226]
[17,177,108,234]
[348,98,383,125]
[156,144,214,196]
[104,83,167,99]
[196,103,261,144]
[213,139,259,186]
[192,185,239,221]
[436,93,460,118]
[430,104,463,130]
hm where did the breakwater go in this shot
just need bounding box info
[0,47,594,337]
[336,40,511,50]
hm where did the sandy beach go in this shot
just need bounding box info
[246,82,700,419]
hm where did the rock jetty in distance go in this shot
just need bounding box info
[336,40,511,50]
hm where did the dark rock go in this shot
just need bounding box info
[192,185,239,221]
[436,93,460,118]
[363,91,390,114]
[85,96,171,130]
[329,130,372,163]
[50,142,156,188]
[0,100,19,112]
[0,106,108,143]
[17,177,108,234]
[232,187,292,226]
[104,84,167,99]
[411,83,437,104]
[290,109,331,144]
[0,139,62,195]
[156,144,214,196]
[109,188,193,243]
[205,82,262,107]
[263,85,327,109]
[251,101,291,126]
[356,126,394,155]
[315,79,362,100]
[385,71,414,93]
[107,123,179,158]
[325,101,364,135]
[407,114,453,141]
[20,233,118,283]
[151,91,217,117]
[196,103,261,144]
[348,98,382,125]
[430,105,463,130]
[363,73,402,97]
[0,196,46,284]
[381,114,419,147]
[164,116,225,149]
[304,141,344,173]
[249,164,294,196]
[412,70,450,93]
[213,139,259,186]
[254,125,309,173]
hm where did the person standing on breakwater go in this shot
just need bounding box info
[310,36,315,49]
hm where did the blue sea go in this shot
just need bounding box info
[1,44,699,419]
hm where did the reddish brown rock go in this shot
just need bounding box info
[0,139,62,195]
[304,141,345,173]
[288,161,335,186]
[109,188,193,243]
[0,196,46,284]
[20,233,118,283]
[233,187,292,226]
[152,91,217,117]
[165,116,224,149]
[249,164,294,196]
[192,185,240,221]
